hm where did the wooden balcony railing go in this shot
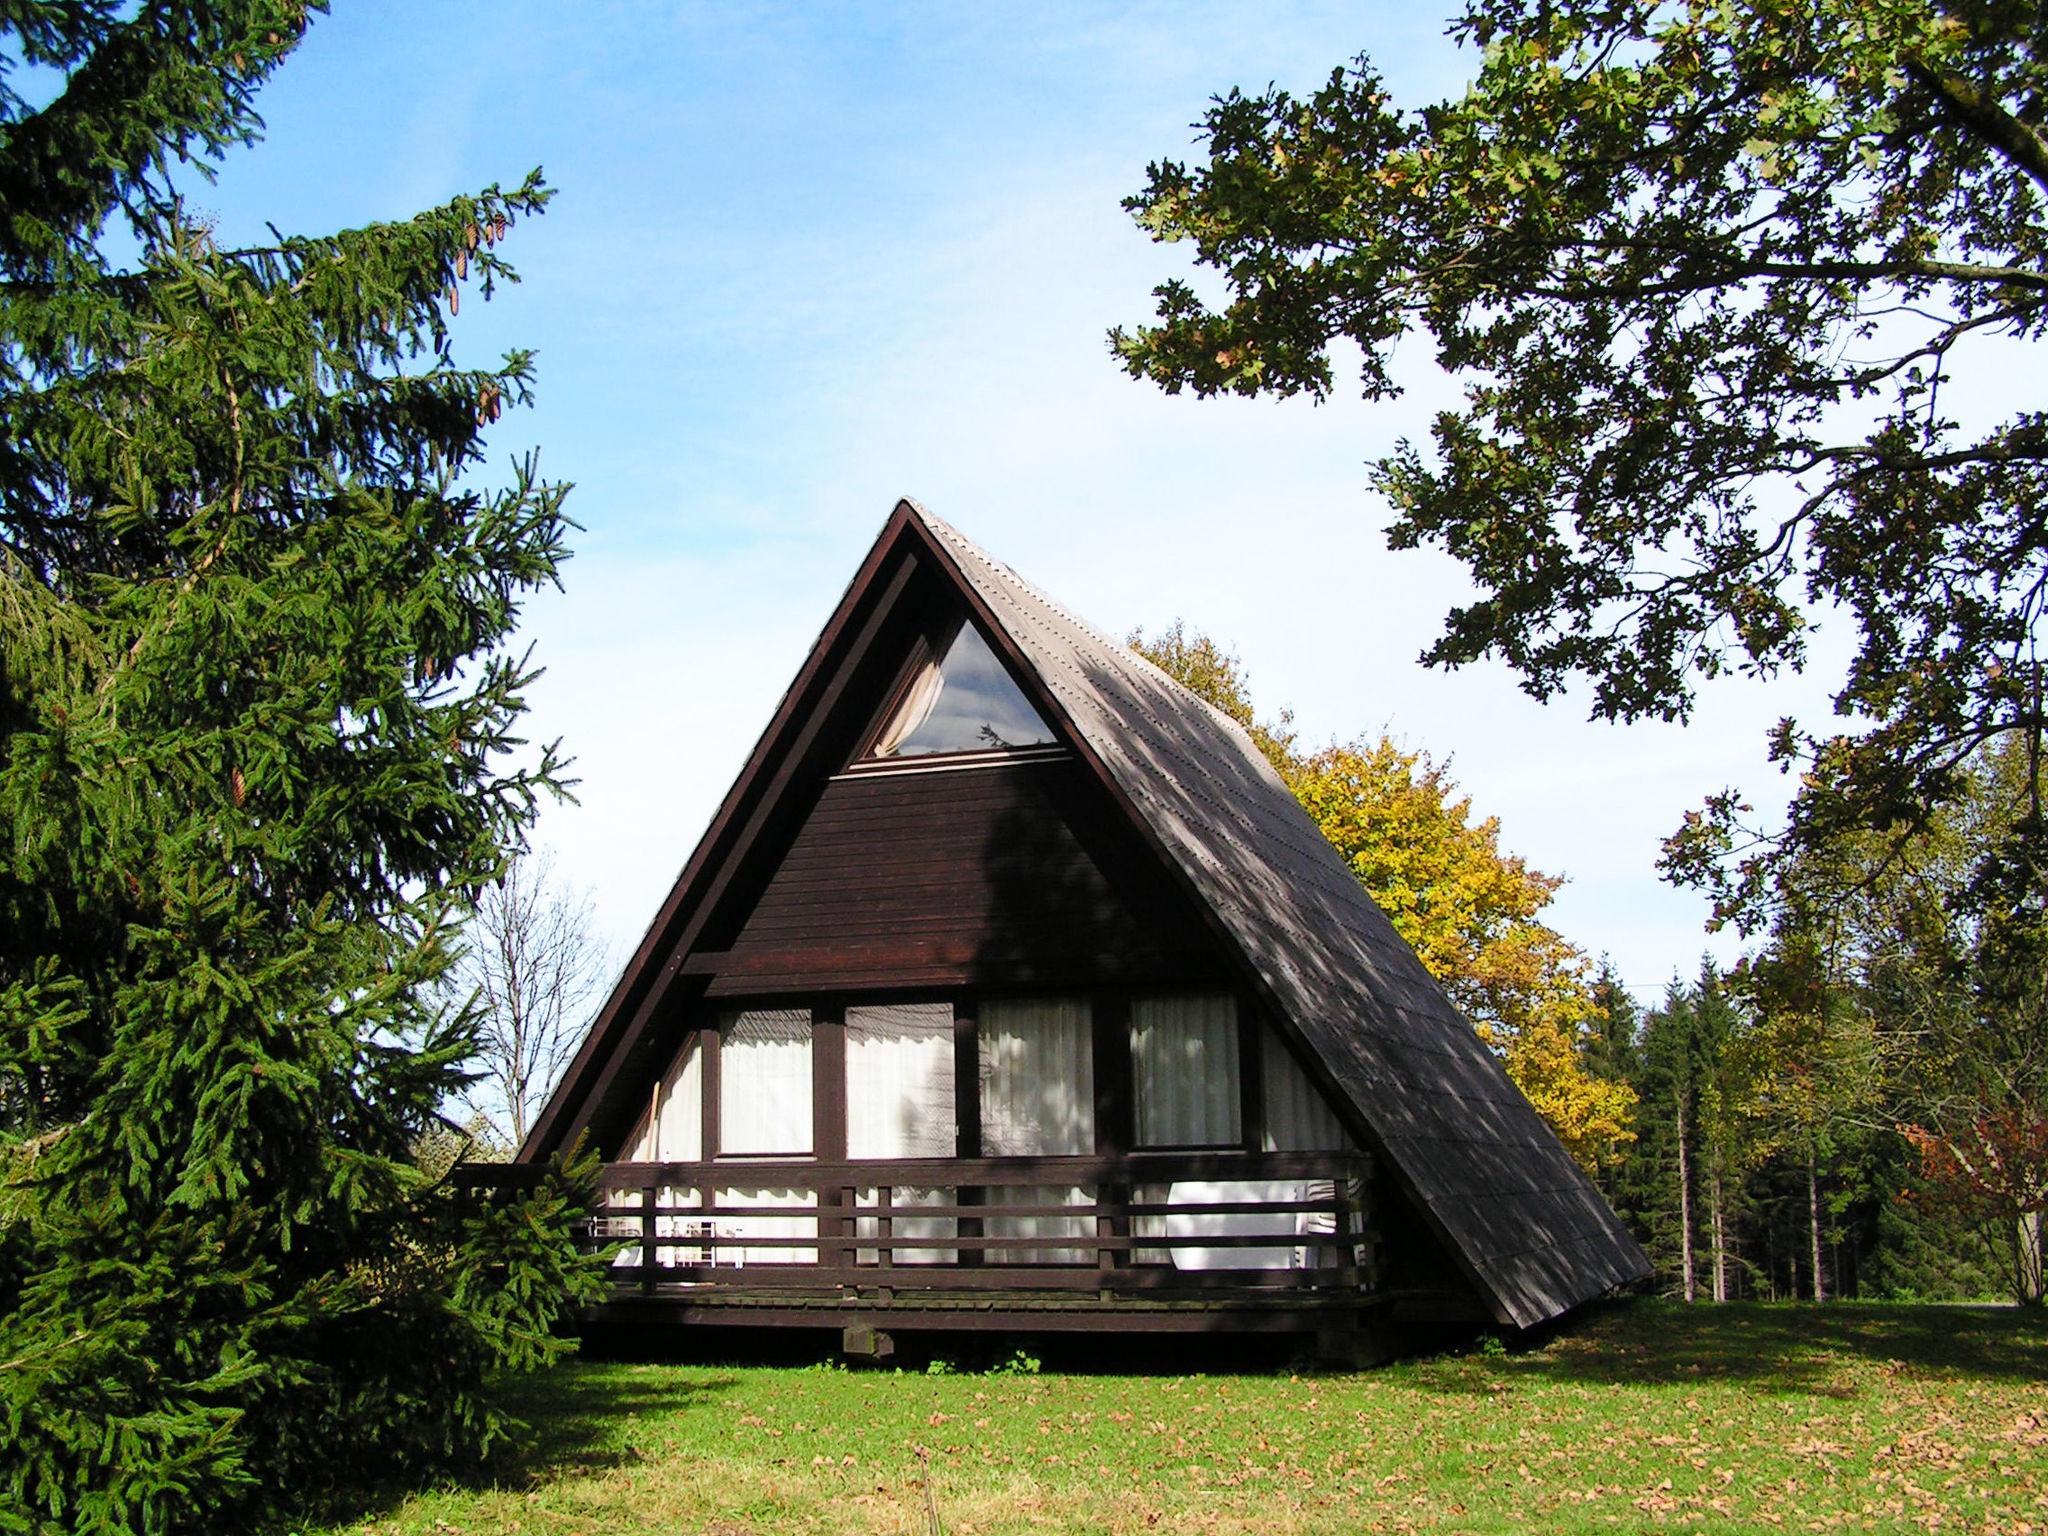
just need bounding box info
[582,1150,1374,1296]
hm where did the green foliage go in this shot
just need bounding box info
[1117,0,2048,932]
[0,5,604,1530]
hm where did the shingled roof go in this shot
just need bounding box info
[526,498,1649,1329]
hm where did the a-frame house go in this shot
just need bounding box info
[521,500,1648,1351]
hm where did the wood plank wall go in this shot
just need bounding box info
[710,758,1223,995]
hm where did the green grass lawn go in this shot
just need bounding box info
[325,1301,2048,1535]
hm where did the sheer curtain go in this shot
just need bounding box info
[621,1035,703,1162]
[1137,1025,1355,1272]
[612,1037,704,1269]
[980,997,1093,1264]
[847,1002,955,1157]
[1131,993,1239,1262]
[847,1002,956,1264]
[1260,1026,1356,1271]
[1262,1029,1350,1152]
[719,1008,813,1154]
[871,659,943,756]
[1131,993,1240,1146]
[716,1008,815,1263]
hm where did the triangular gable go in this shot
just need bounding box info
[525,499,1649,1329]
[523,505,1234,1163]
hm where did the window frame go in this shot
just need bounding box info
[843,613,1067,773]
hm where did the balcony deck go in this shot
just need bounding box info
[497,1150,1464,1336]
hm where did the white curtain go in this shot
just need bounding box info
[713,1009,814,1264]
[846,1002,957,1265]
[871,658,943,756]
[713,1185,818,1265]
[621,1034,703,1163]
[719,1008,812,1155]
[1129,994,1237,1262]
[1261,1028,1355,1271]
[980,998,1092,1154]
[1134,1029,1352,1270]
[1131,993,1240,1147]
[1262,1027,1351,1152]
[847,1002,955,1158]
[612,1038,706,1271]
[854,1186,954,1266]
[981,998,1093,1263]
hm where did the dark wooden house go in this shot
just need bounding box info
[519,500,1648,1354]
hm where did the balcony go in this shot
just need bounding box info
[568,1149,1376,1334]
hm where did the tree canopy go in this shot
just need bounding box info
[0,4,599,1528]
[1131,623,1635,1168]
[1115,0,2048,931]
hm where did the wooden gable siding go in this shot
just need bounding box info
[704,758,1225,995]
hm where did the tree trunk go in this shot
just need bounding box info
[1676,1093,1696,1303]
[1807,1155,1826,1303]
[1710,1168,1727,1303]
[2017,1210,2046,1306]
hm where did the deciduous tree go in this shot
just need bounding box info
[450,848,611,1148]
[1769,740,2048,1304]
[1116,0,2048,932]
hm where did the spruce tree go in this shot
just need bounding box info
[0,5,600,1530]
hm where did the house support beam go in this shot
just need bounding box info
[842,1323,895,1360]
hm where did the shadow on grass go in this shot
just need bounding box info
[1433,1297,2048,1398]
[579,1317,1340,1378]
[305,1358,740,1532]
[482,1359,742,1487]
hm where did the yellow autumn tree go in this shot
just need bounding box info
[1132,625,1636,1169]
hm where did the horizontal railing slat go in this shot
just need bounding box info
[600,1230,1350,1253]
[597,1150,1366,1186]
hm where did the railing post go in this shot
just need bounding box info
[1333,1190,1357,1289]
[958,1167,983,1269]
[702,1178,718,1269]
[837,1181,858,1278]
[642,1181,659,1293]
[1097,1180,1127,1297]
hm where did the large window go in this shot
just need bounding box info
[847,1002,957,1264]
[979,997,1093,1154]
[718,1007,813,1155]
[846,1002,956,1158]
[1130,993,1240,1147]
[621,1035,703,1162]
[1261,1028,1350,1152]
[979,996,1093,1263]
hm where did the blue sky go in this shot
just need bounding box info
[191,2,1841,1003]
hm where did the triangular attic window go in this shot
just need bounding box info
[869,623,1057,758]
